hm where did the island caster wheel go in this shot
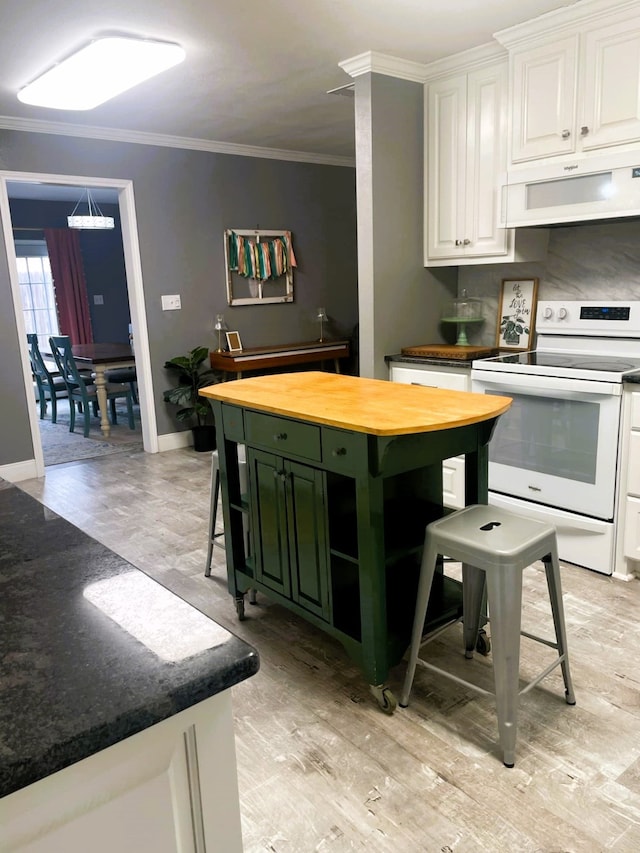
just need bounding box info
[369,684,397,715]
[476,628,491,656]
[234,596,246,621]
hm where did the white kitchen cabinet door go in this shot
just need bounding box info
[426,74,467,259]
[510,36,578,163]
[581,20,640,151]
[426,64,508,260]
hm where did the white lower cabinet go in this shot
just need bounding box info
[612,387,640,578]
[0,692,243,853]
[389,362,471,509]
[622,392,640,568]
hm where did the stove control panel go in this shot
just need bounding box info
[536,301,640,336]
[580,305,630,321]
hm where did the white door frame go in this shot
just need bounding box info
[0,170,158,478]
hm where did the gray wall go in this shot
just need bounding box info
[458,220,640,347]
[0,130,358,465]
[354,73,456,379]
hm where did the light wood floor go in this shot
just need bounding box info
[17,448,640,852]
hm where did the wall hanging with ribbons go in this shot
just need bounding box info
[224,228,296,305]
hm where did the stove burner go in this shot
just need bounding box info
[575,359,637,371]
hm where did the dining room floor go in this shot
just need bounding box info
[34,396,143,466]
[15,447,640,852]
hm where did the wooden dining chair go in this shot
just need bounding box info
[27,334,69,423]
[49,336,136,438]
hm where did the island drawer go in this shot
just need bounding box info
[245,411,321,460]
[321,428,368,474]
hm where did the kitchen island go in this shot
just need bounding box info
[200,372,510,712]
[0,480,259,852]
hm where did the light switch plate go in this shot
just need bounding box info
[93,294,104,305]
[161,294,181,311]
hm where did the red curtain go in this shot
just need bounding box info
[44,228,93,345]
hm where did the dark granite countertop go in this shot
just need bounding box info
[385,353,473,369]
[624,373,640,384]
[0,483,259,799]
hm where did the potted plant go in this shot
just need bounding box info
[163,346,220,451]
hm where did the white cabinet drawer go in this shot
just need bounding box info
[388,364,470,392]
[628,431,640,496]
[624,495,640,560]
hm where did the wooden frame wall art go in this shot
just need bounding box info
[225,331,243,352]
[224,228,296,306]
[496,278,539,351]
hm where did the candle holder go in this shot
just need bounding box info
[214,314,227,352]
[316,307,328,342]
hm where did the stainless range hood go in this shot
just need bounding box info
[501,149,640,228]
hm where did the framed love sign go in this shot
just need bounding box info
[496,278,538,351]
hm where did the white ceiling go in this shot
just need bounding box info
[1,0,577,172]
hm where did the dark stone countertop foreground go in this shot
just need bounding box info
[0,482,259,799]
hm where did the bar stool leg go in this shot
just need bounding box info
[204,454,220,578]
[543,545,576,705]
[400,534,439,708]
[484,567,523,767]
[461,563,485,658]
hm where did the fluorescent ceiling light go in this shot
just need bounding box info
[17,36,185,110]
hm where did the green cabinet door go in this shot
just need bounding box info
[248,448,330,621]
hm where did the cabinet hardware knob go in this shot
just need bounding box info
[463,238,470,245]
[561,129,571,139]
[273,432,287,441]
[580,125,589,136]
[332,447,347,456]
[455,239,462,246]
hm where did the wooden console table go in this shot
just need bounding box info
[210,339,350,379]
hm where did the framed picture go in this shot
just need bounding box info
[226,331,243,352]
[496,278,539,351]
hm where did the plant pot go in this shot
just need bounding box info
[191,424,217,452]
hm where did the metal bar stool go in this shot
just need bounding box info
[400,503,576,767]
[205,447,254,599]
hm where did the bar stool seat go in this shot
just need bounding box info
[400,504,576,767]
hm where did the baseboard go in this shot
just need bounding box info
[157,430,192,453]
[0,458,39,482]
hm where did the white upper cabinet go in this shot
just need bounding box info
[497,0,640,166]
[426,63,507,261]
[424,47,549,265]
[581,19,640,152]
[510,36,578,162]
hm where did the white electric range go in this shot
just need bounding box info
[471,301,640,575]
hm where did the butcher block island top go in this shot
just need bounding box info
[199,370,510,434]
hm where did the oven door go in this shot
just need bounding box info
[470,370,622,519]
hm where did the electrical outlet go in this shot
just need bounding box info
[161,294,181,311]
[93,294,104,305]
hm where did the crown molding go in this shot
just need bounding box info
[494,0,640,48]
[421,42,506,80]
[339,51,429,83]
[0,116,355,169]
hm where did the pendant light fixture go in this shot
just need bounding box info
[67,188,115,230]
[17,36,185,111]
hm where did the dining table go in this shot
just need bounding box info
[72,343,136,438]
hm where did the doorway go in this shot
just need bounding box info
[0,171,158,478]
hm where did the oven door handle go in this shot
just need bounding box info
[470,370,621,397]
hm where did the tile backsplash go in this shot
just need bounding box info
[457,219,640,348]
